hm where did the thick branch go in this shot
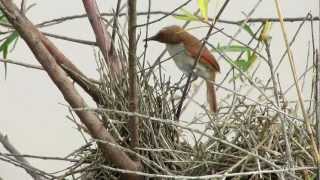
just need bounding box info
[0,0,138,173]
[60,64,107,105]
[82,0,121,75]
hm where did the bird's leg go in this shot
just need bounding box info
[171,76,186,90]
[190,73,198,82]
[171,74,196,92]
[180,64,199,82]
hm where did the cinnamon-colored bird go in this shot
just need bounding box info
[145,25,220,112]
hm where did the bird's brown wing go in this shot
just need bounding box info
[184,44,220,72]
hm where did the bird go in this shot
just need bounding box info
[145,25,220,112]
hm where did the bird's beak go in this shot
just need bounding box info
[143,35,158,42]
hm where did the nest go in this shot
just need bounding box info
[66,48,318,180]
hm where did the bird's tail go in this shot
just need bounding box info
[206,80,217,112]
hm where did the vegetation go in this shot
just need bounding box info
[0,0,319,179]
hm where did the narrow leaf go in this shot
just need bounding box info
[0,32,19,79]
[259,21,272,43]
[174,8,199,21]
[3,44,8,78]
[216,45,251,53]
[242,23,255,37]
[198,0,209,21]
[0,32,19,56]
[247,52,257,67]
[235,52,257,72]
[3,43,8,59]
[233,59,248,71]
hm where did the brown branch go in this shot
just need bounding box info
[128,0,139,150]
[136,12,320,27]
[42,31,97,46]
[39,33,87,78]
[82,0,121,76]
[109,0,122,55]
[0,0,139,176]
[0,58,43,70]
[60,64,107,105]
[316,49,320,177]
[127,2,143,179]
[135,0,192,28]
[36,11,320,28]
[0,57,102,109]
[0,58,100,86]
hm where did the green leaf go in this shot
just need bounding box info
[216,45,251,53]
[3,44,8,78]
[0,31,19,78]
[0,32,19,58]
[259,21,272,43]
[0,11,8,24]
[233,59,248,71]
[242,23,255,37]
[247,52,257,66]
[3,42,8,59]
[1,17,9,24]
[174,9,199,21]
[228,52,257,82]
[234,52,257,72]
[174,15,198,21]
[198,0,209,21]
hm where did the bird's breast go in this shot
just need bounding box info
[166,43,213,80]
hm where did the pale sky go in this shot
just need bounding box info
[0,0,319,179]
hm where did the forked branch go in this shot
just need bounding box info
[0,0,140,178]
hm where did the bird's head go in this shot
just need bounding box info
[144,25,185,44]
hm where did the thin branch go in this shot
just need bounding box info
[101,165,315,179]
[274,0,320,162]
[42,32,97,46]
[2,153,81,163]
[0,155,54,179]
[316,49,320,179]
[265,41,294,174]
[20,0,26,14]
[128,4,141,179]
[135,0,192,28]
[0,58,100,86]
[0,131,46,180]
[36,11,320,28]
[0,58,43,70]
[109,0,122,55]
[317,1,320,178]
